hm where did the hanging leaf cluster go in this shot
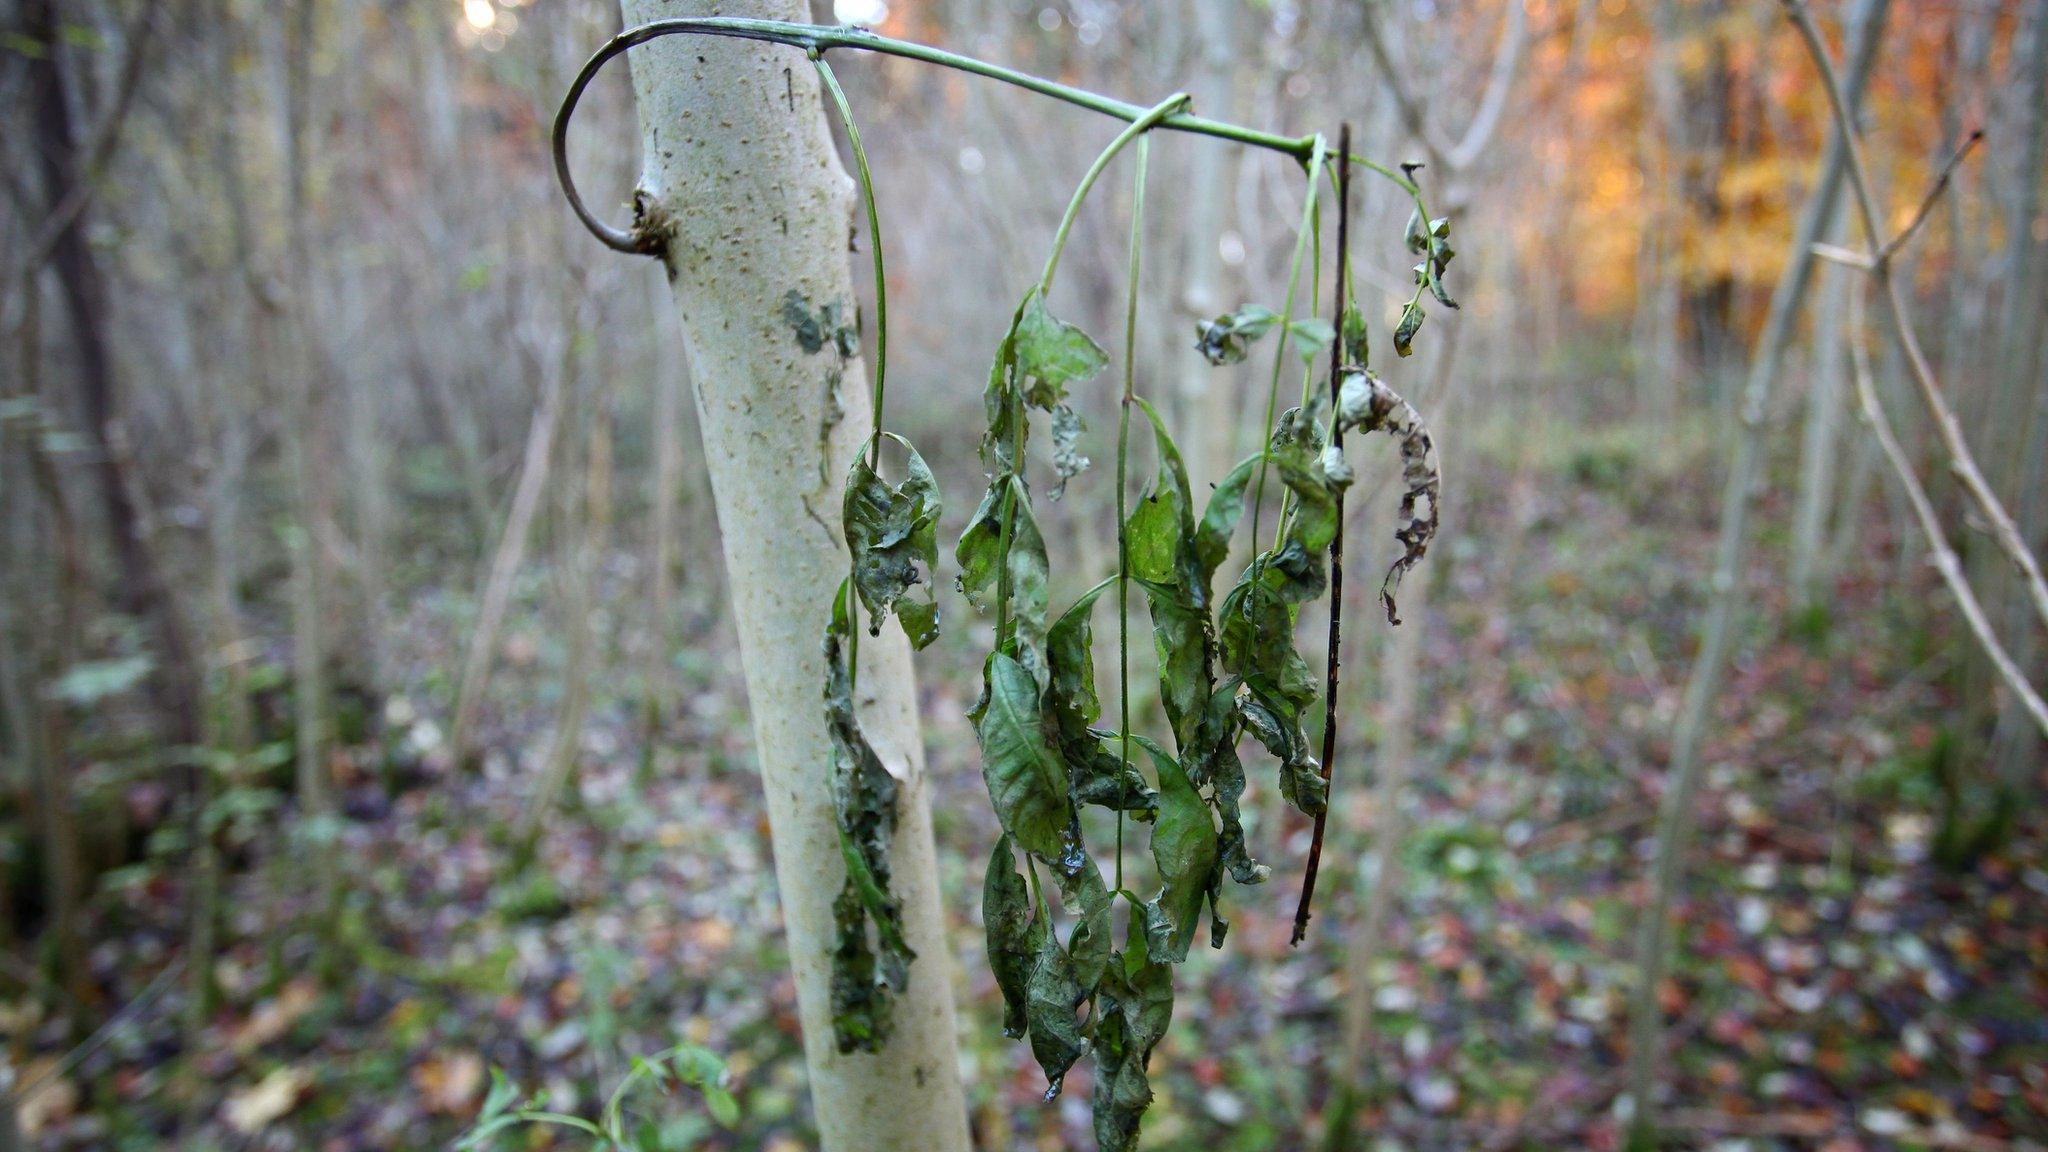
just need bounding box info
[794,66,1449,1141]
[1396,209,1458,356]
[825,433,944,1053]
[551,21,1459,1147]
[961,286,1261,1149]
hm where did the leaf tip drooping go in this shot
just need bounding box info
[1333,369,1440,625]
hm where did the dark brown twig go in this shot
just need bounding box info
[1292,124,1351,948]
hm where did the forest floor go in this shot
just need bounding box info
[19,416,2048,1152]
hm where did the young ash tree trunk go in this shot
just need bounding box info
[1623,0,1890,1141]
[616,3,971,1148]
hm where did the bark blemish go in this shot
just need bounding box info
[800,365,847,539]
[781,288,860,359]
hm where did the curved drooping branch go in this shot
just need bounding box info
[551,17,1429,257]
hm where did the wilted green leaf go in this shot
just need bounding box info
[1218,411,1336,822]
[955,477,1052,683]
[1241,693,1327,816]
[843,432,941,649]
[1287,317,1335,363]
[1193,303,1280,365]
[1058,859,1114,990]
[954,481,1004,609]
[1014,290,1108,410]
[1394,300,1424,357]
[1194,453,1260,583]
[1092,929,1174,1152]
[1024,913,1088,1098]
[983,834,1035,1039]
[970,652,1073,860]
[1341,302,1369,366]
[830,882,889,1052]
[1049,402,1089,500]
[1139,740,1218,963]
[1125,400,1215,750]
[1047,584,1157,818]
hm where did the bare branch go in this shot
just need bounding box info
[1355,0,1529,176]
[1447,0,1530,170]
[1845,291,2048,737]
[1810,242,1876,269]
[1782,0,2048,640]
[1354,0,1454,172]
[1882,127,1982,262]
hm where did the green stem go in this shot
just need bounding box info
[1114,135,1152,899]
[994,483,1016,652]
[1039,94,1187,297]
[1247,135,1328,548]
[1269,189,1328,552]
[815,57,889,703]
[994,96,1181,652]
[556,22,1434,257]
[815,58,888,470]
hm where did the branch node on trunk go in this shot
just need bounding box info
[631,188,678,263]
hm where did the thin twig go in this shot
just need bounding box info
[1782,0,2048,640]
[1292,124,1351,948]
[1810,242,1875,270]
[1881,128,1982,263]
[1844,290,2048,736]
[4,958,184,1110]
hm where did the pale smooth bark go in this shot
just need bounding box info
[1790,222,1851,606]
[450,343,566,765]
[280,0,332,829]
[616,3,970,1148]
[1988,0,2048,781]
[1623,0,1890,1139]
[522,320,609,845]
[642,269,686,779]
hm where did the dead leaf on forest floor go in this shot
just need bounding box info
[223,1065,313,1134]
